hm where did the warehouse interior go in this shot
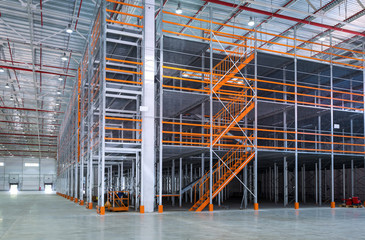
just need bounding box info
[0,0,365,238]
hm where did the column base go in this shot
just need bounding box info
[97,206,105,215]
[86,202,93,209]
[254,203,259,210]
[80,200,84,206]
[70,197,74,201]
[158,205,163,213]
[140,205,145,214]
[331,202,335,208]
[209,204,213,212]
[294,202,299,209]
[74,198,78,203]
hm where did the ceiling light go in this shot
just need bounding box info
[61,53,68,61]
[0,68,4,73]
[58,76,63,81]
[176,2,182,14]
[57,90,61,95]
[248,17,255,26]
[5,83,10,88]
[66,24,73,34]
[10,95,13,100]
[319,36,326,41]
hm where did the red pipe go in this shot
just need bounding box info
[0,150,56,153]
[0,143,57,147]
[0,65,75,77]
[0,96,4,106]
[179,2,208,33]
[40,44,42,93]
[226,0,296,50]
[63,52,72,93]
[109,0,118,20]
[0,154,55,157]
[74,0,83,30]
[0,133,57,138]
[0,120,60,126]
[305,9,365,58]
[155,0,168,18]
[0,106,63,113]
[259,0,339,50]
[40,0,43,26]
[7,39,21,90]
[203,0,365,37]
[0,59,77,71]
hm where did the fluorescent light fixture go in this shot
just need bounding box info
[182,73,189,77]
[319,36,326,41]
[0,68,4,73]
[61,53,68,61]
[66,24,73,34]
[25,162,39,167]
[5,83,10,88]
[10,95,13,100]
[248,17,255,26]
[57,90,61,95]
[334,123,340,129]
[0,162,4,166]
[58,76,63,81]
[176,2,182,14]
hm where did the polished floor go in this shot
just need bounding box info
[0,192,364,240]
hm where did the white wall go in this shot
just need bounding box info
[0,157,56,191]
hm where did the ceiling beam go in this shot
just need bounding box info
[203,0,365,37]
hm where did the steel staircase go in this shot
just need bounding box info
[189,142,255,211]
[212,47,254,92]
[190,46,255,211]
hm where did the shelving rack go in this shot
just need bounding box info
[56,0,365,214]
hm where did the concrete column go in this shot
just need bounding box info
[141,0,156,213]
[158,0,164,212]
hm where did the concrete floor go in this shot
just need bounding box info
[0,192,364,240]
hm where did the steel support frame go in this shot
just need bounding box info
[294,26,299,210]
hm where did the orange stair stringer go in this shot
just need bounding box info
[195,152,255,212]
[212,102,255,146]
[213,54,255,92]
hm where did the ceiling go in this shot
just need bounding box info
[0,0,364,158]
[0,0,97,158]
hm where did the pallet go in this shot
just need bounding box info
[339,204,363,208]
[109,206,129,212]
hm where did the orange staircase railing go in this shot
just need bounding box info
[189,45,255,212]
[189,146,255,211]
